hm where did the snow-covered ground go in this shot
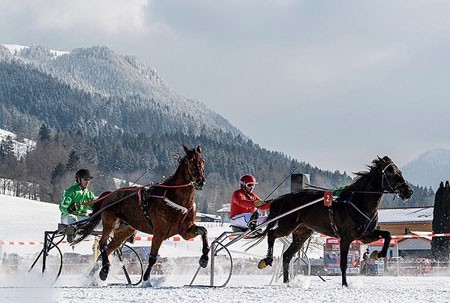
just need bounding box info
[1,194,450,302]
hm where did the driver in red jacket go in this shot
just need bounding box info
[229,174,272,231]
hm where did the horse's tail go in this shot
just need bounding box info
[71,215,101,246]
[243,200,284,251]
[71,191,110,245]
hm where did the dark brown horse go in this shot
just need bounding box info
[76,145,208,285]
[257,156,413,286]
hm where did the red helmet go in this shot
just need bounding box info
[240,174,258,187]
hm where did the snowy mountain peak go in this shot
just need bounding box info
[415,149,450,167]
[402,148,450,190]
[2,44,28,54]
[1,43,68,58]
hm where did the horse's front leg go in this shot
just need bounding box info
[180,224,210,268]
[339,239,351,287]
[361,229,391,259]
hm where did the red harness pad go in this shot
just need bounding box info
[324,191,333,207]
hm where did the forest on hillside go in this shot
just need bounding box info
[0,124,434,212]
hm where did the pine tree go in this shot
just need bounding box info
[0,136,14,156]
[66,150,80,171]
[432,181,450,260]
[38,124,52,142]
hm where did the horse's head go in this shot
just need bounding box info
[375,156,413,200]
[182,144,206,190]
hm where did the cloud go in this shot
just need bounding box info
[2,0,151,36]
[2,0,450,173]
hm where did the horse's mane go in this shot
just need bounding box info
[353,158,380,178]
[352,156,391,178]
[158,154,186,184]
[344,156,393,192]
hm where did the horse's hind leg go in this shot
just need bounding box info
[98,216,134,281]
[98,219,114,281]
[282,228,313,283]
[107,224,136,252]
[258,229,277,269]
[98,224,135,281]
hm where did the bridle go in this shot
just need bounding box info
[380,162,408,196]
[180,151,205,190]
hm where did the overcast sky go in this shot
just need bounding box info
[1,0,450,174]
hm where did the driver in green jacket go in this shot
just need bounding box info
[59,169,96,225]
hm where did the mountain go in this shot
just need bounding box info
[0,44,242,138]
[0,43,432,210]
[402,149,450,190]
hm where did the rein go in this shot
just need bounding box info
[153,182,195,189]
[83,181,195,206]
[86,191,139,221]
[306,183,397,196]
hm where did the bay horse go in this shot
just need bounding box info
[257,156,413,286]
[75,145,209,285]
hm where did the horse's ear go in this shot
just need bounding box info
[373,155,383,167]
[183,144,189,154]
[196,145,202,154]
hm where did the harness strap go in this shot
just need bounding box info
[333,194,378,238]
[140,198,154,230]
[362,212,378,236]
[328,207,340,238]
[179,207,194,230]
[163,197,188,214]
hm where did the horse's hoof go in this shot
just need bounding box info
[370,250,379,260]
[267,258,273,266]
[143,268,151,281]
[141,279,152,288]
[258,259,268,269]
[199,255,209,268]
[99,266,109,281]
